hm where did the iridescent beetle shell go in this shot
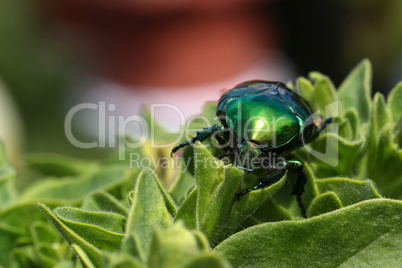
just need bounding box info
[216,81,318,152]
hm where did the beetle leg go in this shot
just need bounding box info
[285,160,307,218]
[235,169,286,199]
[218,151,235,160]
[171,124,223,157]
[314,117,333,138]
[235,159,308,218]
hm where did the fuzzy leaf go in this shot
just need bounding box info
[214,199,402,267]
[123,169,172,254]
[37,203,103,267]
[30,222,71,268]
[388,81,402,122]
[191,230,210,252]
[296,77,314,103]
[0,202,56,235]
[174,188,198,229]
[148,223,202,268]
[122,233,145,263]
[393,119,402,151]
[315,177,381,206]
[25,154,98,177]
[54,207,126,251]
[0,225,20,266]
[312,78,338,118]
[301,132,365,178]
[81,191,128,217]
[201,166,243,244]
[194,142,225,227]
[308,71,327,85]
[0,142,17,210]
[22,166,130,203]
[183,253,231,268]
[343,108,359,139]
[338,59,371,125]
[72,244,95,268]
[102,252,145,268]
[30,221,59,245]
[307,191,343,217]
[168,160,195,205]
[366,123,402,198]
[371,93,391,136]
[224,172,287,237]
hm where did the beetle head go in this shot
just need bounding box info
[235,141,261,172]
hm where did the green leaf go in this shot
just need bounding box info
[148,169,178,217]
[0,225,21,266]
[311,78,338,118]
[21,166,130,203]
[388,81,402,122]
[25,154,98,177]
[72,244,95,268]
[302,133,365,178]
[343,108,359,139]
[0,142,17,210]
[338,59,371,125]
[308,71,327,85]
[286,81,294,90]
[102,252,145,268]
[30,221,59,245]
[121,233,145,263]
[315,177,381,206]
[265,167,315,220]
[183,253,231,268]
[0,202,51,235]
[169,161,195,205]
[123,169,172,254]
[191,230,210,252]
[51,260,74,268]
[393,118,402,147]
[365,123,402,199]
[81,191,128,217]
[296,77,314,103]
[0,176,16,211]
[201,166,243,243]
[224,172,287,236]
[194,142,225,227]
[174,187,197,229]
[371,93,391,136]
[148,223,202,268]
[12,246,37,268]
[34,244,60,268]
[54,207,126,251]
[30,222,72,267]
[307,191,343,217]
[37,203,103,267]
[338,120,353,140]
[214,199,402,267]
[139,141,179,189]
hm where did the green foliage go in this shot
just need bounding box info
[214,199,402,267]
[0,60,401,267]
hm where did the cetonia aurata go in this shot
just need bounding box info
[172,80,333,217]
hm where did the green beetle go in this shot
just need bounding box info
[171,81,332,217]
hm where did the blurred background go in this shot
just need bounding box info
[0,0,402,168]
